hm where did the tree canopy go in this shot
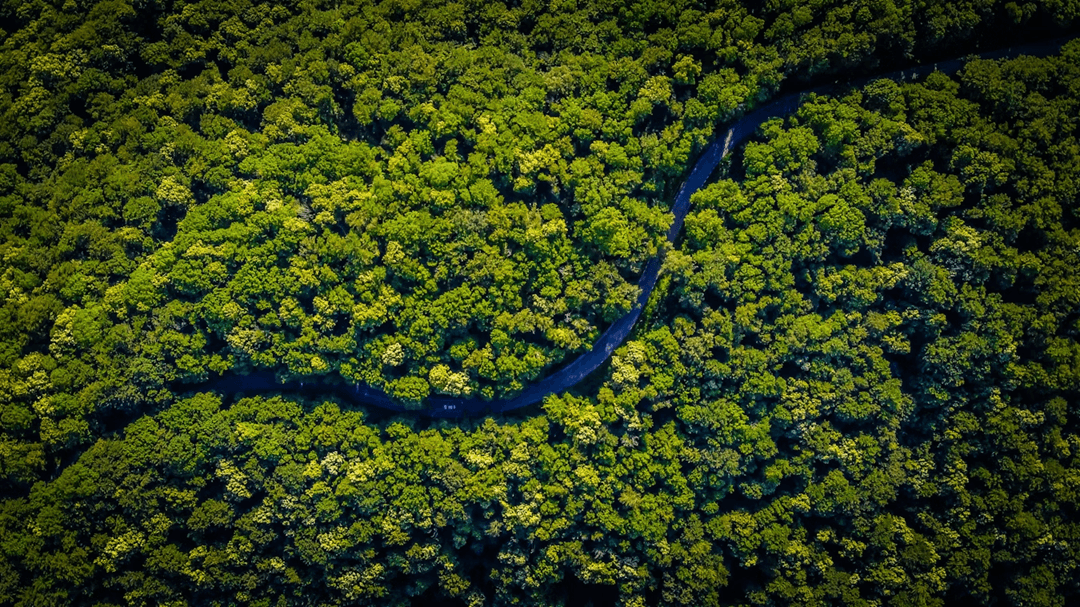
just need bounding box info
[1,1,1079,605]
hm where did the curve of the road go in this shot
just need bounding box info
[200,35,1077,419]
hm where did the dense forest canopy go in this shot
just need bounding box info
[1,0,1080,605]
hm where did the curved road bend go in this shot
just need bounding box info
[203,35,1078,418]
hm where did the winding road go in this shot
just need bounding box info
[203,35,1077,418]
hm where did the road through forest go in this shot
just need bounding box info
[200,35,1077,418]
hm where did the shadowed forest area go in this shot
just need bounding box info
[1,1,1079,605]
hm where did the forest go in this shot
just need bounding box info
[1,0,1079,605]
